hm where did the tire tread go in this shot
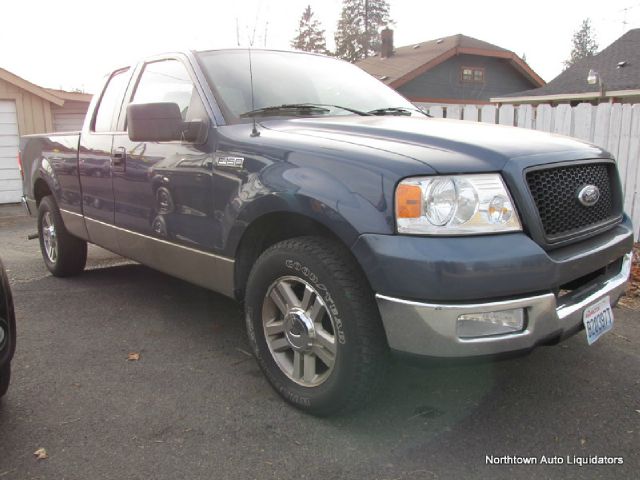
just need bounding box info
[38,196,87,277]
[248,236,388,415]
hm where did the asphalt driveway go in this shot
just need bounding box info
[0,205,638,480]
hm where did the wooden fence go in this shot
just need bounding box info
[415,102,640,239]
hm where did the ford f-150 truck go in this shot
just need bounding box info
[20,49,633,415]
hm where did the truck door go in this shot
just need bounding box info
[111,58,218,253]
[79,68,131,249]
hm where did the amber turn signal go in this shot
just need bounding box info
[396,184,422,218]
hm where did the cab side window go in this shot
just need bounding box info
[131,60,207,124]
[93,68,130,132]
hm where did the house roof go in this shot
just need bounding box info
[493,28,640,103]
[45,88,92,103]
[356,33,545,89]
[0,68,64,106]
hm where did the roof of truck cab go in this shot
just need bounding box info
[194,48,331,58]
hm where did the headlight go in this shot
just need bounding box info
[395,174,521,235]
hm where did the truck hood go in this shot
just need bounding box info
[262,116,609,173]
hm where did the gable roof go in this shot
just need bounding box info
[356,33,545,89]
[493,28,640,102]
[0,68,64,106]
[45,88,92,103]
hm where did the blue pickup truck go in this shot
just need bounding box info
[20,49,633,415]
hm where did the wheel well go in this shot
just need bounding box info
[34,179,52,206]
[234,212,347,300]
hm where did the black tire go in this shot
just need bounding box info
[38,196,87,277]
[245,236,388,416]
[0,363,10,398]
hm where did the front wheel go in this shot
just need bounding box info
[245,237,388,415]
[38,196,87,277]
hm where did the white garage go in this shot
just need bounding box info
[0,100,20,204]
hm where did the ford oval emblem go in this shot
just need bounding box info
[578,185,601,207]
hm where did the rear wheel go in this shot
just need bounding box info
[245,236,388,415]
[38,196,87,277]
[0,363,10,398]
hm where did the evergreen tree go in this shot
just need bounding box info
[290,5,328,54]
[334,0,391,62]
[564,18,599,69]
[334,1,362,62]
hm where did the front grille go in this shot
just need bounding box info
[526,163,619,240]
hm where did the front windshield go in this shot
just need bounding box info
[196,49,420,120]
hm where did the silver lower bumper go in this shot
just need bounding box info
[376,253,632,357]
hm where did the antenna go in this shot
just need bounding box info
[250,9,260,46]
[619,3,639,32]
[248,48,260,137]
[264,20,269,47]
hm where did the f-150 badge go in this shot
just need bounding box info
[215,155,245,168]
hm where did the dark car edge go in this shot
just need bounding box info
[0,258,16,398]
[18,49,633,415]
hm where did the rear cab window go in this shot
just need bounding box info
[92,68,131,132]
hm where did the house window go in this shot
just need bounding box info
[461,67,485,83]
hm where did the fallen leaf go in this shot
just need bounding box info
[127,352,140,361]
[33,448,48,460]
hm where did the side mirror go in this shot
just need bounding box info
[127,102,205,143]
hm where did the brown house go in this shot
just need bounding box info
[356,30,545,106]
[0,68,92,203]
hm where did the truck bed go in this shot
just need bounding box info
[20,132,82,215]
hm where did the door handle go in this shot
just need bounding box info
[112,147,126,166]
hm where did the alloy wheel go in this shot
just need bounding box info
[41,212,58,263]
[262,276,338,387]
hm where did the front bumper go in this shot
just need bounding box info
[376,253,631,357]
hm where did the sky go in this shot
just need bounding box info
[1,0,639,93]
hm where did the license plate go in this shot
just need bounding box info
[583,296,614,345]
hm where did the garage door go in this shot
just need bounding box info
[0,100,21,204]
[52,101,89,132]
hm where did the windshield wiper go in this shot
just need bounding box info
[240,103,372,118]
[368,106,431,117]
[306,104,372,116]
[240,104,331,118]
